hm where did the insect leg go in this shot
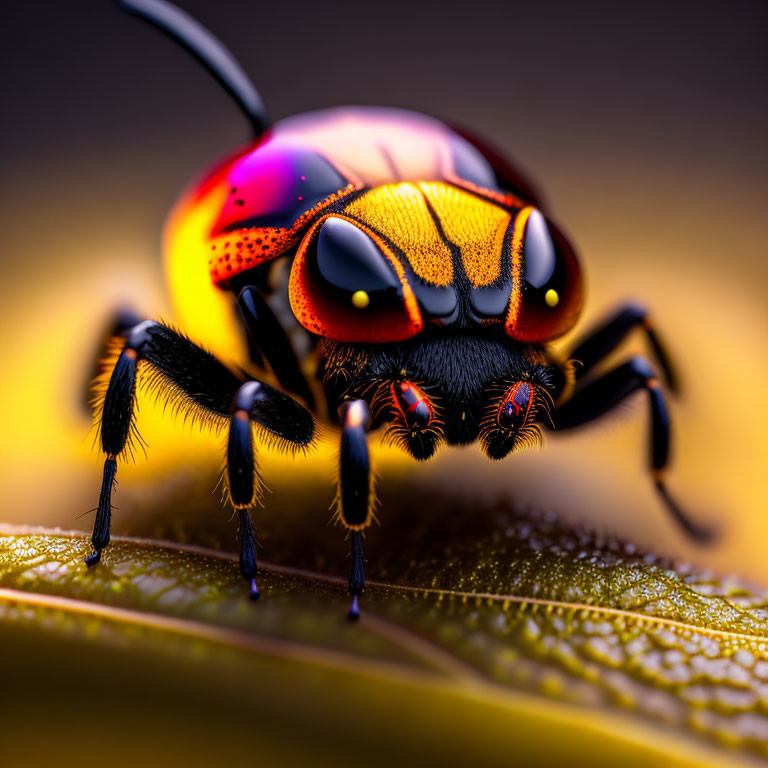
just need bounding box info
[226,380,315,597]
[89,321,314,573]
[87,321,159,566]
[548,356,712,542]
[82,308,144,413]
[237,285,316,410]
[569,303,678,391]
[337,400,374,621]
[227,387,260,599]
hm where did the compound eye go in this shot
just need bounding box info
[506,209,582,342]
[290,217,423,342]
[314,217,402,310]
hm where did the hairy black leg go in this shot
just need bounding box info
[90,321,314,573]
[569,303,678,392]
[87,322,154,565]
[82,308,145,412]
[227,384,260,598]
[549,356,711,542]
[338,400,373,620]
[237,286,315,409]
[225,380,314,597]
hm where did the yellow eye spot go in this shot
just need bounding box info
[544,288,560,308]
[351,290,370,309]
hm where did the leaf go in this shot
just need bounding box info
[0,509,766,768]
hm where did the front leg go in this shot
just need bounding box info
[88,321,172,566]
[549,356,712,542]
[90,321,314,587]
[337,400,374,620]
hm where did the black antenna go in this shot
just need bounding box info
[118,0,270,136]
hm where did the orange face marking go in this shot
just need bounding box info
[207,184,355,286]
[505,206,535,334]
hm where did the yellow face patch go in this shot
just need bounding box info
[343,183,454,286]
[417,182,511,287]
[342,182,512,289]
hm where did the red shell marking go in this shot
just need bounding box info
[202,106,521,286]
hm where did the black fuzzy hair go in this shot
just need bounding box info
[319,329,562,453]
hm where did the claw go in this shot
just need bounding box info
[347,594,360,621]
[85,551,101,567]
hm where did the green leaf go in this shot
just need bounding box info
[0,513,766,767]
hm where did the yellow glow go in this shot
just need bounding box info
[545,289,560,307]
[351,290,370,309]
[164,183,245,366]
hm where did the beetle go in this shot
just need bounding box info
[88,0,710,620]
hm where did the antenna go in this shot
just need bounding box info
[118,0,270,136]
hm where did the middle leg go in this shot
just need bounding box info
[336,399,374,621]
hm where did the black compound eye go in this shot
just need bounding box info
[290,216,423,343]
[313,217,402,310]
[524,210,557,293]
[507,209,582,342]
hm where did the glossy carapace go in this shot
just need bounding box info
[185,107,582,345]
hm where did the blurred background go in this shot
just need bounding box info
[1,0,766,583]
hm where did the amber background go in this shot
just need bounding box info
[1,2,766,581]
